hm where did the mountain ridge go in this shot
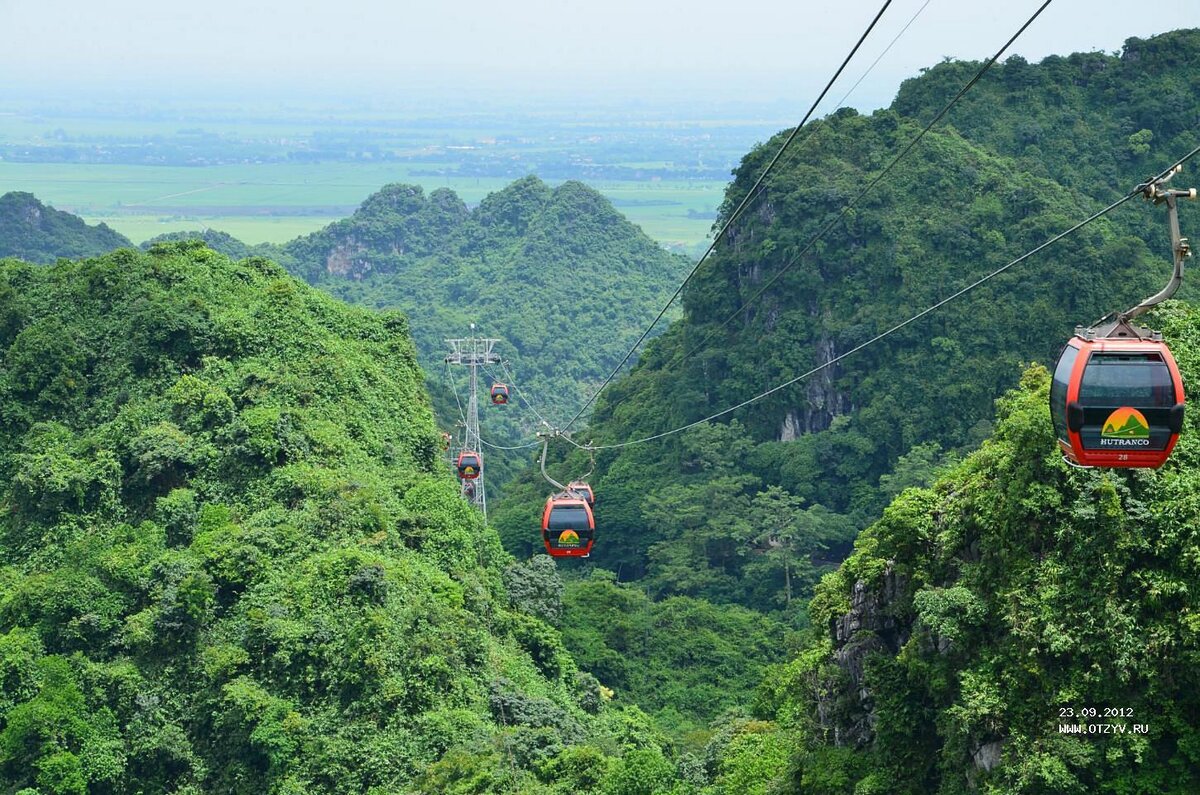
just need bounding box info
[0,191,132,264]
[0,176,690,492]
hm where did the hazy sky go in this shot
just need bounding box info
[2,0,1196,109]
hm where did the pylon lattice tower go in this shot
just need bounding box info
[444,328,501,519]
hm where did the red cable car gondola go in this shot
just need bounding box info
[456,451,482,480]
[1051,328,1185,468]
[1050,170,1193,469]
[491,383,510,405]
[541,494,594,558]
[567,480,595,507]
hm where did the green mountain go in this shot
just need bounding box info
[0,192,132,264]
[891,30,1200,209]
[9,177,689,493]
[4,28,1200,792]
[0,243,702,792]
[273,177,690,486]
[480,31,1200,773]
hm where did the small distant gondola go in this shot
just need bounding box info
[456,451,482,480]
[490,384,510,405]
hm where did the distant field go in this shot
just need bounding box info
[0,96,782,253]
[79,214,347,246]
[0,161,724,249]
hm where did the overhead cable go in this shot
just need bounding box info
[581,143,1200,451]
[561,0,898,431]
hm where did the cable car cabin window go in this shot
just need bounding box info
[547,507,590,531]
[1050,344,1078,442]
[1078,353,1175,407]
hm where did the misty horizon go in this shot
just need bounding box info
[4,0,1196,116]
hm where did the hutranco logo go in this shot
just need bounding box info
[1100,407,1151,446]
[558,529,581,546]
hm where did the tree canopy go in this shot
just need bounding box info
[0,244,685,793]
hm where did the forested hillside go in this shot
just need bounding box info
[142,229,254,260]
[5,175,689,491]
[892,29,1200,206]
[739,302,1200,793]
[0,243,701,793]
[0,192,132,264]
[3,27,1200,793]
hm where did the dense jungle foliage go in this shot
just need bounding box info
[0,193,132,265]
[891,28,1200,208]
[493,29,1200,792]
[142,229,254,260]
[1,178,688,493]
[477,32,1200,786]
[494,28,1200,613]
[0,244,769,793]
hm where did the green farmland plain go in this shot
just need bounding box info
[0,96,789,252]
[0,161,726,249]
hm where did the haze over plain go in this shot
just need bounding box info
[2,1,1197,249]
[2,0,1195,108]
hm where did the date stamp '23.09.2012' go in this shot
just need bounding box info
[1057,707,1148,735]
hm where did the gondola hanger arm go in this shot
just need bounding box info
[537,430,566,492]
[1125,165,1196,322]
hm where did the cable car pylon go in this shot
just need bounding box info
[444,326,502,518]
[1051,167,1195,469]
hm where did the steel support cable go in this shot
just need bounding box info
[501,361,563,430]
[492,1,930,438]
[560,435,598,481]
[579,142,1200,452]
[559,0,897,433]
[444,360,469,430]
[826,0,933,120]
[733,0,934,218]
[647,0,1055,388]
[547,0,930,435]
[559,434,590,450]
[536,434,597,486]
[480,437,542,451]
[470,360,555,449]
